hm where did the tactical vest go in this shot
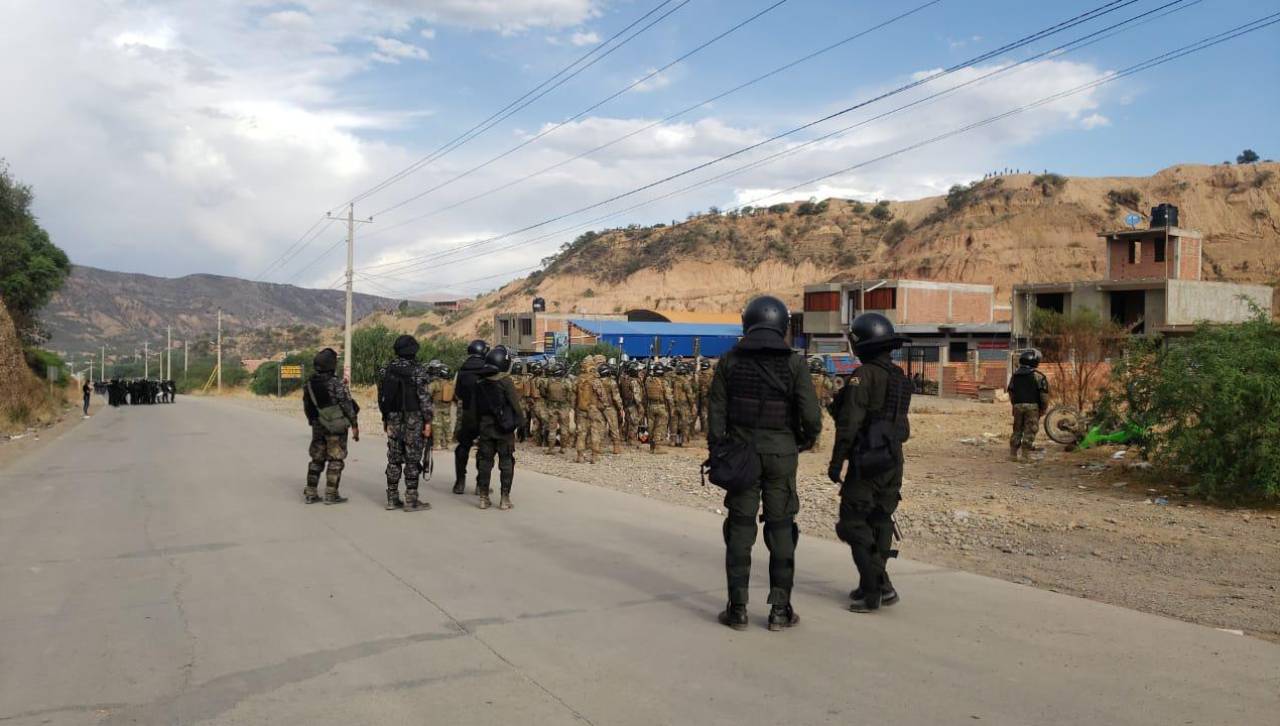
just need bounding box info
[576,379,598,409]
[869,359,913,443]
[307,374,337,407]
[644,377,667,403]
[546,379,569,404]
[1007,368,1046,406]
[380,367,420,413]
[726,353,793,431]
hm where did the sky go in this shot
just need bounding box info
[2,0,1276,300]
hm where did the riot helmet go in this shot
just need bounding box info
[393,334,419,359]
[313,348,338,373]
[485,345,512,373]
[808,356,825,374]
[741,295,790,337]
[1018,348,1042,369]
[850,312,909,355]
[467,339,490,357]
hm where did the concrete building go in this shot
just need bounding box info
[494,310,625,355]
[801,279,1011,363]
[1012,219,1272,337]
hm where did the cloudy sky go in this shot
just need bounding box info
[2,0,1276,299]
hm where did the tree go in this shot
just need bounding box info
[1236,149,1260,164]
[0,161,71,338]
[1029,308,1123,412]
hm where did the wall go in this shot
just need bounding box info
[1164,280,1272,326]
[899,282,994,325]
[1143,287,1167,329]
[1177,237,1202,281]
[1107,238,1169,280]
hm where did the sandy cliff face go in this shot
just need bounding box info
[406,163,1278,338]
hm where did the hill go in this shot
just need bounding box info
[430,163,1279,338]
[42,266,400,359]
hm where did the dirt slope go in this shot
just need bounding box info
[425,163,1278,338]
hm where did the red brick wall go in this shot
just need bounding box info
[903,288,949,324]
[942,362,1010,397]
[1178,237,1201,280]
[1107,239,1169,280]
[951,291,993,323]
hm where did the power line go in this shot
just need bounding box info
[358,0,1140,274]
[355,7,1274,292]
[254,215,333,280]
[360,0,947,242]
[367,0,795,219]
[347,0,691,207]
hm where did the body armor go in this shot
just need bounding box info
[726,354,792,431]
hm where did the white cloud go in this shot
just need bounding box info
[263,11,313,30]
[570,30,600,46]
[420,27,436,39]
[1080,112,1110,129]
[370,36,430,64]
[632,67,673,92]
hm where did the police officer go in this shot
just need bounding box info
[828,313,913,613]
[453,339,490,495]
[475,346,524,510]
[377,335,433,512]
[1007,349,1049,461]
[302,348,360,505]
[620,361,645,447]
[709,295,822,631]
[809,357,835,412]
[573,357,608,464]
[600,363,626,455]
[696,359,713,436]
[527,360,549,447]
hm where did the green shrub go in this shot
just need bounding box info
[850,201,867,215]
[882,219,909,246]
[22,347,68,384]
[768,203,790,215]
[1106,187,1142,210]
[1033,173,1068,196]
[564,343,622,373]
[869,200,893,221]
[1107,314,1280,502]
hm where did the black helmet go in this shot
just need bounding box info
[313,348,338,373]
[549,362,567,377]
[437,364,452,380]
[467,339,490,357]
[393,334,419,358]
[850,312,908,355]
[808,356,825,373]
[624,361,642,376]
[529,360,545,375]
[742,295,789,337]
[699,359,712,371]
[1018,349,1042,368]
[484,345,511,373]
[596,363,610,377]
[650,362,667,376]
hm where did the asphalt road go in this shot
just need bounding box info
[1,397,1276,725]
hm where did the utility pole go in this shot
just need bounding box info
[327,204,372,384]
[217,309,223,393]
[144,340,149,379]
[166,325,172,381]
[101,345,106,380]
[183,340,188,382]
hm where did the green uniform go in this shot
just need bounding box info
[428,379,455,450]
[643,374,674,452]
[830,352,912,604]
[475,372,524,498]
[543,376,575,453]
[709,339,822,607]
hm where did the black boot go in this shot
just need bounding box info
[303,487,322,505]
[850,586,899,607]
[849,590,882,613]
[323,488,348,505]
[767,603,799,631]
[718,603,748,631]
[452,479,466,495]
[403,488,431,512]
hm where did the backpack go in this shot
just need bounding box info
[306,380,350,435]
[479,379,521,434]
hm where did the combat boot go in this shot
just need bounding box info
[452,479,465,495]
[385,490,404,510]
[575,451,584,463]
[303,487,322,505]
[849,590,882,613]
[478,491,492,510]
[850,586,899,607]
[717,603,748,631]
[499,494,513,510]
[403,489,431,512]
[323,488,348,505]
[1009,444,1020,462]
[767,603,800,631]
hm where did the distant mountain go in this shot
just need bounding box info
[42,266,399,357]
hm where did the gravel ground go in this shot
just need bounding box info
[225,389,1280,642]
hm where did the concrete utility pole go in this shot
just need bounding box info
[216,309,223,393]
[327,204,372,384]
[101,345,105,380]
[183,340,188,382]
[166,326,172,381]
[144,340,149,379]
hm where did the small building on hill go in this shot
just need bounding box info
[494,309,625,355]
[1012,207,1272,338]
[568,319,742,359]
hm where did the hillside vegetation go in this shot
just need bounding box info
[426,163,1279,338]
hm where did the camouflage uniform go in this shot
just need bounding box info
[622,374,646,446]
[811,372,835,412]
[303,371,359,502]
[574,367,608,462]
[378,357,434,507]
[542,374,575,454]
[531,373,551,447]
[644,372,675,453]
[428,378,455,450]
[601,372,626,454]
[672,371,696,446]
[696,365,713,435]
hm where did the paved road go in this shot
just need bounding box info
[1,398,1276,725]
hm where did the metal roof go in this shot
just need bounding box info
[897,323,1011,335]
[571,319,742,337]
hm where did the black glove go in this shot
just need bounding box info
[828,459,844,484]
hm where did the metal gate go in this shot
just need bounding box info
[901,345,941,396]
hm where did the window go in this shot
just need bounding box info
[804,291,840,312]
[1128,241,1139,264]
[519,318,533,336]
[500,319,510,337]
[1153,239,1166,263]
[863,288,896,310]
[949,341,969,362]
